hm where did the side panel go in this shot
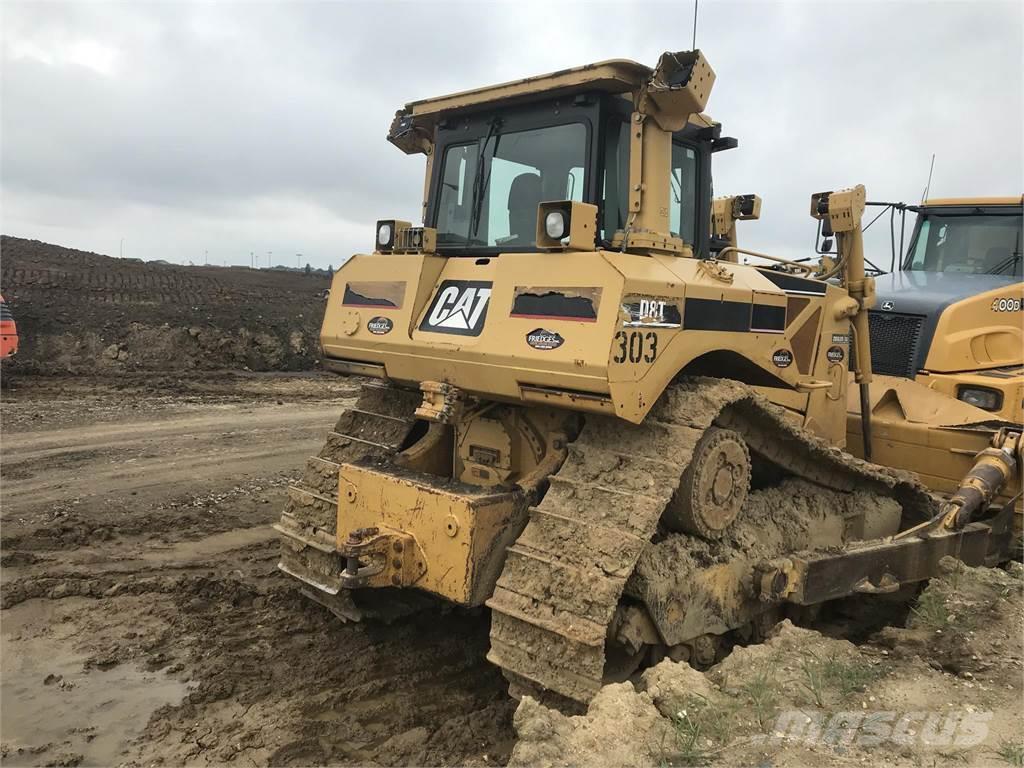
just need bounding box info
[320,251,850,441]
[924,282,1024,372]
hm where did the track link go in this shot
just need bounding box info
[486,377,933,705]
[276,381,420,607]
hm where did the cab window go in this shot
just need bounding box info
[670,143,698,245]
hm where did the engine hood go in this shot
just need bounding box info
[872,270,1018,314]
[868,271,1023,377]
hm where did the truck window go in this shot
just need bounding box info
[907,213,1023,276]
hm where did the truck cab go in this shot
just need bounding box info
[868,197,1023,422]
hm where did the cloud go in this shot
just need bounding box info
[1,0,1021,268]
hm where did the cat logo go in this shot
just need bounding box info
[419,280,493,336]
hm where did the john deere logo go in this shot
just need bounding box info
[367,316,393,335]
[525,328,564,350]
[772,349,793,368]
[419,280,492,337]
[881,300,895,311]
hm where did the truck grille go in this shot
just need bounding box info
[867,311,925,378]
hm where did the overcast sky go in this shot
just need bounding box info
[2,1,1021,269]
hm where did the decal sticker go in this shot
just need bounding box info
[367,316,393,335]
[756,269,827,296]
[525,328,564,350]
[750,304,787,333]
[683,298,750,332]
[613,331,659,363]
[831,333,851,344]
[343,281,405,308]
[991,297,1023,312]
[621,296,682,328]
[419,280,492,336]
[511,287,601,322]
[826,345,845,363]
[772,349,794,368]
[880,300,895,311]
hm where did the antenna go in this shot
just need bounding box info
[692,0,699,49]
[920,153,936,203]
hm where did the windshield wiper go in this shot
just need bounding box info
[987,229,1022,275]
[467,118,503,244]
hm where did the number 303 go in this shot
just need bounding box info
[613,331,658,363]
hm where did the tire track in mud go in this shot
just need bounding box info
[1,403,344,515]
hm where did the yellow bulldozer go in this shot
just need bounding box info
[276,51,1021,707]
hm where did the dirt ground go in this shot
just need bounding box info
[3,374,1021,768]
[1,374,516,767]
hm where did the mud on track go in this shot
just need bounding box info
[1,375,515,767]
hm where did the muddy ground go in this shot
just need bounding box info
[1,374,516,767]
[2,374,1022,768]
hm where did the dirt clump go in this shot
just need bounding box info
[510,683,673,768]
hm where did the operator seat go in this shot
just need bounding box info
[507,173,542,245]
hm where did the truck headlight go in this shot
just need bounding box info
[957,386,1002,412]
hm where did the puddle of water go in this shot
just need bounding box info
[1,600,192,766]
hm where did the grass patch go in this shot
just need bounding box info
[910,574,978,633]
[993,740,1024,767]
[909,587,952,630]
[799,651,885,705]
[661,694,737,767]
[739,664,780,731]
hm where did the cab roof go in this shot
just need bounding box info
[405,59,652,118]
[387,51,718,155]
[922,196,1023,207]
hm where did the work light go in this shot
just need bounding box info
[545,211,567,240]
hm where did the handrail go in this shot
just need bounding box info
[715,246,818,277]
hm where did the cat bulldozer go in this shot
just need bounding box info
[276,51,1021,706]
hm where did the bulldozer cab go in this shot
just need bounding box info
[385,52,723,256]
[423,94,714,255]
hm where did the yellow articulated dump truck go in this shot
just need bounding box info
[276,51,1021,707]
[843,197,1023,498]
[879,196,1023,423]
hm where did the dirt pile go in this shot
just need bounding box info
[0,235,331,374]
[510,559,1024,767]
